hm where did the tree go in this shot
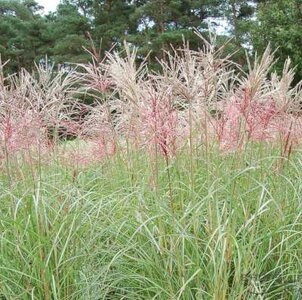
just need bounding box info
[209,0,259,67]
[0,0,46,72]
[92,0,136,51]
[251,0,302,83]
[129,0,224,66]
[46,2,92,63]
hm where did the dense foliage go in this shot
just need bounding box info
[0,0,301,82]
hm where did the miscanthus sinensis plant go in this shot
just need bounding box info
[74,32,302,163]
[1,32,302,299]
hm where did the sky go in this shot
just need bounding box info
[36,0,60,13]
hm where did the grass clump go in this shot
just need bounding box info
[0,145,302,299]
[0,31,302,299]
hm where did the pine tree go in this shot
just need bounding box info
[129,0,223,66]
[46,2,91,64]
[0,0,45,72]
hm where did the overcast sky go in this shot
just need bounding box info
[37,0,60,13]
